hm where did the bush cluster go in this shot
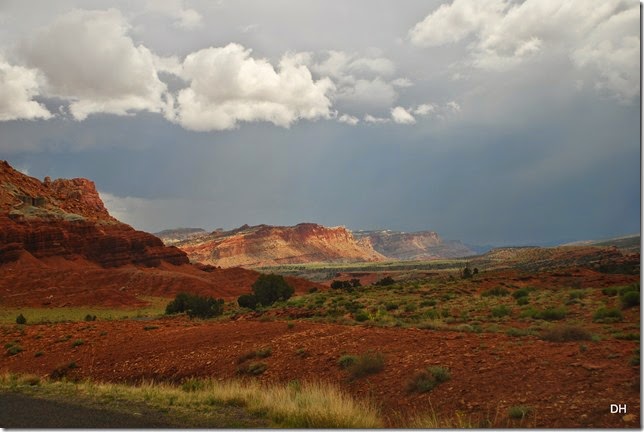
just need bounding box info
[540,325,592,342]
[481,287,510,297]
[374,276,395,286]
[237,274,294,310]
[331,279,361,289]
[407,366,451,393]
[339,352,385,379]
[592,307,623,323]
[165,292,224,319]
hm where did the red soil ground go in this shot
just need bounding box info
[1,317,639,428]
[0,255,321,307]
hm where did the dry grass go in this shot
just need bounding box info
[0,373,382,428]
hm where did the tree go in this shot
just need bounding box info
[16,314,26,325]
[238,293,259,310]
[251,274,294,306]
[165,292,224,319]
[462,265,472,279]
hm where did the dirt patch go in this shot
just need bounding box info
[0,318,639,428]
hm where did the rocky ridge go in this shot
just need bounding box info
[352,229,476,260]
[168,223,386,268]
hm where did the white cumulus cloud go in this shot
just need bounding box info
[390,106,416,124]
[175,43,334,131]
[21,9,172,121]
[337,114,359,125]
[409,0,639,102]
[0,56,52,121]
[145,0,203,30]
[363,114,390,124]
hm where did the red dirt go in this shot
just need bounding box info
[0,254,322,307]
[1,318,639,428]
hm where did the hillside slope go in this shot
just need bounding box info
[0,161,318,306]
[166,223,386,267]
[352,229,476,259]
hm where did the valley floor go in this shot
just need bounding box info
[0,316,639,428]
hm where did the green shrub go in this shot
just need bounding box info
[84,314,97,322]
[338,355,358,369]
[593,307,623,323]
[540,325,592,342]
[506,328,532,337]
[490,305,511,318]
[5,343,23,356]
[71,339,85,347]
[568,290,585,300]
[255,347,272,358]
[385,302,399,311]
[346,352,385,379]
[537,307,566,321]
[512,289,529,299]
[621,291,639,309]
[166,292,225,319]
[614,332,640,340]
[516,297,529,306]
[374,276,395,286]
[237,294,259,310]
[481,287,510,297]
[237,361,267,375]
[407,366,451,393]
[251,274,294,306]
[35,351,44,357]
[508,405,532,420]
[354,311,369,322]
[15,314,26,325]
[602,287,618,296]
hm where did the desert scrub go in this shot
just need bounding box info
[337,355,358,369]
[237,347,272,363]
[592,307,623,323]
[490,305,511,318]
[508,405,532,420]
[520,307,566,321]
[407,366,451,393]
[0,373,382,428]
[512,288,529,299]
[237,361,267,375]
[540,325,592,342]
[15,314,27,325]
[481,287,510,297]
[343,352,385,379]
[621,291,639,309]
[5,342,23,356]
[71,339,85,347]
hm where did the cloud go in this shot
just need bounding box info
[175,43,334,131]
[363,114,389,124]
[309,50,404,112]
[413,103,436,116]
[145,0,203,30]
[409,0,639,102]
[337,114,359,125]
[409,0,507,47]
[21,9,171,121]
[390,106,415,124]
[0,56,52,121]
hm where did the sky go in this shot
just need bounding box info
[0,0,640,246]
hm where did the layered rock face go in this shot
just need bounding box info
[352,230,476,260]
[167,223,386,267]
[0,161,323,307]
[0,161,188,267]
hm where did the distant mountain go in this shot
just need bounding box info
[166,223,386,268]
[352,229,477,260]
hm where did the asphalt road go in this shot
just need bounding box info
[0,392,174,428]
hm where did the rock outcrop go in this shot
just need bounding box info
[352,229,476,260]
[0,161,321,307]
[0,160,188,268]
[166,223,386,267]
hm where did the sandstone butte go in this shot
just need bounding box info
[0,161,320,307]
[169,223,387,268]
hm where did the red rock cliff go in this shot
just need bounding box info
[0,160,188,267]
[165,223,386,267]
